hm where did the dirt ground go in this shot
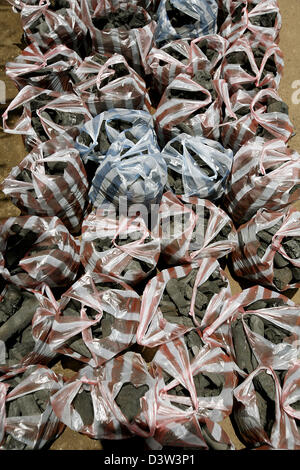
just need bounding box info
[0,0,299,451]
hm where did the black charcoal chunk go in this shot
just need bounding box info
[115,382,149,422]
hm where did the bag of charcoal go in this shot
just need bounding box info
[0,216,80,289]
[158,192,237,266]
[189,34,229,76]
[223,137,300,225]
[154,0,218,46]
[146,359,235,450]
[81,209,160,285]
[52,352,158,440]
[74,108,155,166]
[80,0,157,75]
[29,272,141,368]
[5,43,82,94]
[219,36,284,96]
[232,207,300,292]
[152,338,239,422]
[0,364,64,450]
[161,133,233,201]
[203,286,300,376]
[232,363,300,449]
[73,53,151,115]
[88,131,167,211]
[154,71,234,144]
[0,283,41,368]
[20,0,88,54]
[221,88,294,152]
[2,85,92,151]
[1,136,89,235]
[219,0,281,46]
[136,258,232,348]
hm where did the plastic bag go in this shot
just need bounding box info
[154,0,218,45]
[232,364,300,449]
[158,192,238,265]
[221,88,294,152]
[0,364,64,450]
[74,53,151,115]
[161,133,233,201]
[152,340,239,423]
[0,216,80,289]
[223,137,300,225]
[219,0,281,45]
[88,131,167,210]
[136,258,232,348]
[29,273,141,367]
[5,43,82,93]
[51,352,158,439]
[203,285,300,373]
[219,36,284,95]
[81,209,160,285]
[232,207,300,291]
[80,0,157,75]
[0,136,89,235]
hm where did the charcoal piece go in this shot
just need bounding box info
[121,259,153,277]
[165,0,197,30]
[201,423,230,450]
[263,319,292,345]
[184,329,203,360]
[115,382,149,423]
[40,109,85,127]
[192,70,216,101]
[245,298,285,310]
[188,148,215,177]
[249,315,265,337]
[231,318,253,374]
[266,99,289,115]
[65,334,92,358]
[26,244,59,257]
[0,294,39,343]
[282,237,300,259]
[92,8,148,31]
[163,46,188,64]
[292,266,300,282]
[99,311,114,338]
[44,161,67,175]
[249,11,277,28]
[253,370,276,438]
[72,389,94,426]
[275,369,287,387]
[89,53,108,66]
[167,168,184,194]
[257,230,273,245]
[274,252,289,268]
[16,169,32,184]
[196,39,218,64]
[0,285,23,325]
[34,389,51,413]
[94,237,113,252]
[193,371,224,398]
[4,225,39,274]
[167,87,207,101]
[273,266,293,290]
[14,393,42,416]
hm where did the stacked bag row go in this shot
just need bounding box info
[0,0,300,451]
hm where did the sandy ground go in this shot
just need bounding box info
[0,0,299,451]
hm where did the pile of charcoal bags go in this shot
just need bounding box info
[1,0,300,451]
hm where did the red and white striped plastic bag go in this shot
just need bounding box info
[0,216,80,289]
[0,136,89,235]
[158,192,238,265]
[219,0,282,46]
[136,258,232,348]
[81,209,160,285]
[232,207,300,291]
[152,341,239,422]
[223,137,300,225]
[80,0,157,75]
[221,88,294,152]
[203,286,300,372]
[29,273,141,367]
[0,364,64,450]
[189,34,229,76]
[74,53,151,115]
[146,40,192,95]
[5,43,82,93]
[20,0,88,52]
[2,85,61,151]
[52,352,159,440]
[232,364,300,449]
[219,36,284,94]
[146,363,235,450]
[155,73,226,144]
